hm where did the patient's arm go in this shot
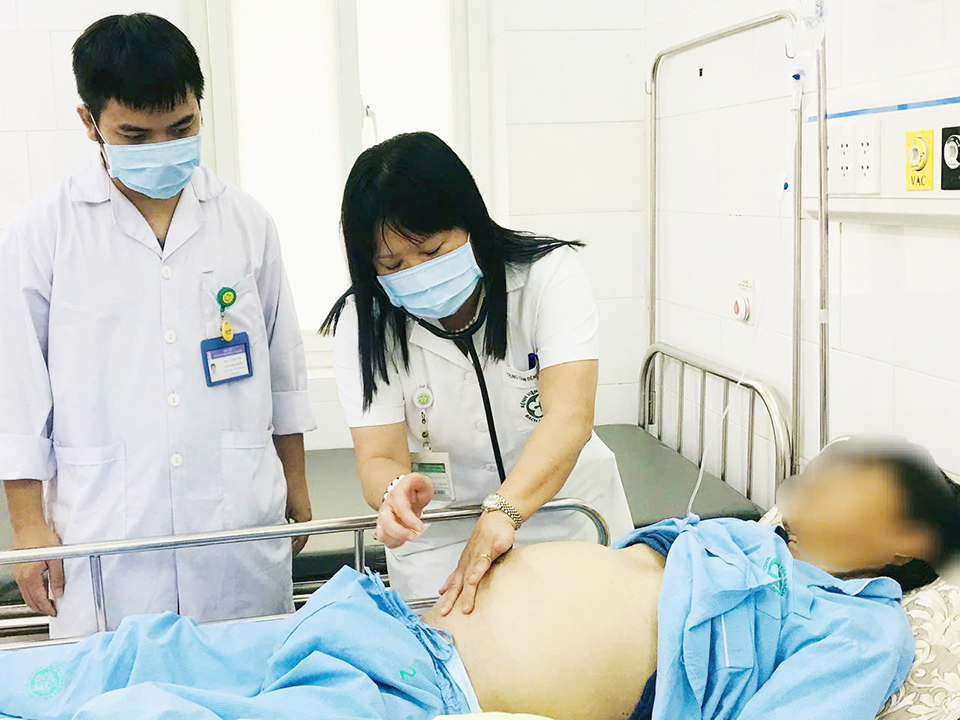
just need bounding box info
[722,632,911,720]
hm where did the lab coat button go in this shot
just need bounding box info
[164,330,178,344]
[476,420,488,433]
[161,266,173,279]
[167,393,180,407]
[485,463,497,472]
[465,372,477,383]
[170,453,183,468]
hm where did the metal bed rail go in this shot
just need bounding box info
[640,342,792,501]
[0,498,609,638]
[648,11,829,471]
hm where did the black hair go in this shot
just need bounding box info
[320,131,582,409]
[813,436,960,592]
[73,13,204,122]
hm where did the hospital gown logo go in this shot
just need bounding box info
[521,390,542,423]
[763,557,789,596]
[27,667,61,699]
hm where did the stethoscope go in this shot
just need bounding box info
[408,301,508,484]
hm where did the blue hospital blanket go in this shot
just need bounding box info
[0,568,475,720]
[617,515,916,720]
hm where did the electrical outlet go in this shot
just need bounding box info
[855,121,881,194]
[942,126,960,190]
[832,133,855,194]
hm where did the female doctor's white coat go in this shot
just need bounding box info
[334,247,634,600]
[0,157,316,638]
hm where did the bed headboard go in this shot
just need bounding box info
[639,342,793,506]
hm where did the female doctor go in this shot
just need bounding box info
[323,132,633,614]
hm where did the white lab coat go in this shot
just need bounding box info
[0,157,316,637]
[334,248,634,600]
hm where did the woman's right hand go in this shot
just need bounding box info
[375,473,434,549]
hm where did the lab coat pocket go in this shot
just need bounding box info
[201,273,266,346]
[52,443,126,543]
[219,430,286,531]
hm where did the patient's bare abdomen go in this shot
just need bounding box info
[425,542,663,720]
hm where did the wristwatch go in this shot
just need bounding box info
[481,493,524,530]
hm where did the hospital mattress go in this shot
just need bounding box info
[0,426,760,607]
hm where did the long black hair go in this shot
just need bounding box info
[321,131,581,409]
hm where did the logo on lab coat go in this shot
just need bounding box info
[27,667,61,699]
[521,389,542,423]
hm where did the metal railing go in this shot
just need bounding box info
[647,11,829,472]
[0,498,609,639]
[640,342,792,502]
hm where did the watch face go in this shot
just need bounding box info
[481,494,498,511]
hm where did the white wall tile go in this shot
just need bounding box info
[506,122,644,216]
[658,110,719,213]
[509,212,645,300]
[718,321,792,397]
[490,125,509,222]
[504,30,645,125]
[830,349,895,440]
[645,0,697,30]
[307,375,339,404]
[837,222,900,365]
[26,130,94,196]
[50,31,82,130]
[893,368,960,473]
[0,32,57,131]
[892,226,960,385]
[14,0,180,32]
[717,97,792,218]
[598,298,645,385]
[0,132,31,229]
[656,300,723,360]
[595,383,640,425]
[0,0,16,30]
[506,0,644,31]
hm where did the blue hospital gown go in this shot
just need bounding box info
[0,568,475,720]
[617,515,916,720]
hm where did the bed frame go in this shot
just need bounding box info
[0,499,608,646]
[639,342,793,505]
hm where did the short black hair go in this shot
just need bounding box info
[72,13,204,122]
[814,436,960,591]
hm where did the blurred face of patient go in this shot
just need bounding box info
[779,462,937,576]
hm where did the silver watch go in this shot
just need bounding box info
[481,493,524,530]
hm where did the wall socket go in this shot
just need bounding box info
[854,120,881,194]
[831,133,856,194]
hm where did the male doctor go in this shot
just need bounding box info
[0,13,315,638]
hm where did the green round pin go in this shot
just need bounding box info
[217,287,237,311]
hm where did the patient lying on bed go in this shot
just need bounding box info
[1,436,957,720]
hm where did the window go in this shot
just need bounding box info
[199,0,476,370]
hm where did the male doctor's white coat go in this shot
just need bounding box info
[334,247,634,600]
[0,157,316,638]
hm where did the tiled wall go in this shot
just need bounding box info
[0,1,181,231]
[486,0,647,426]
[644,0,960,488]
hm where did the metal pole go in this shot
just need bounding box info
[353,529,365,571]
[89,555,107,633]
[817,38,830,450]
[792,78,803,476]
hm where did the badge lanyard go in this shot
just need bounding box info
[407,300,508,486]
[410,387,457,504]
[200,286,254,387]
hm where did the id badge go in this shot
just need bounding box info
[411,450,455,507]
[201,332,253,387]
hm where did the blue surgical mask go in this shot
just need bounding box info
[93,117,201,199]
[377,240,483,320]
